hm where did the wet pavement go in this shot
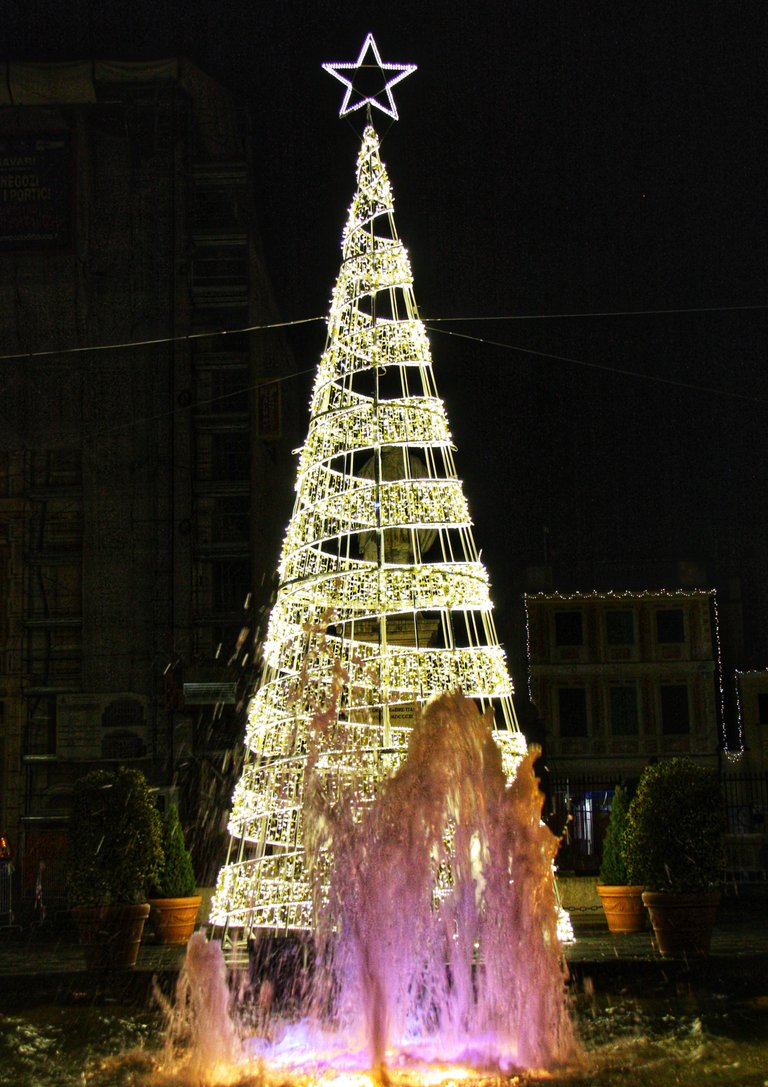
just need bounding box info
[1,894,767,1007]
[563,896,768,999]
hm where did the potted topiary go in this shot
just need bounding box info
[596,784,646,933]
[148,803,201,945]
[625,757,725,957]
[68,767,163,968]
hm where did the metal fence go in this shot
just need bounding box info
[720,772,768,835]
[546,769,768,877]
[545,775,617,873]
[0,862,18,930]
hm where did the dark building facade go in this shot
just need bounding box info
[0,60,295,907]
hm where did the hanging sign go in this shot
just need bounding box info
[256,380,282,440]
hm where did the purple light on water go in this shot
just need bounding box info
[167,691,578,1082]
[305,691,578,1075]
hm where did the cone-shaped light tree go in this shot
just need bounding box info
[210,39,526,951]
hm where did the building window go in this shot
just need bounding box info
[609,684,639,736]
[558,687,588,738]
[554,611,583,647]
[211,432,250,480]
[758,692,768,725]
[205,367,249,415]
[27,629,82,685]
[28,562,82,619]
[192,243,248,291]
[660,684,690,734]
[30,448,81,489]
[606,609,635,646]
[211,559,251,614]
[656,608,685,644]
[25,695,56,756]
[211,496,250,545]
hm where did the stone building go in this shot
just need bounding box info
[735,670,768,776]
[525,588,724,870]
[525,588,722,777]
[0,59,295,907]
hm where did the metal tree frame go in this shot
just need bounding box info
[210,125,526,950]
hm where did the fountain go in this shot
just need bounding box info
[5,686,768,1087]
[155,690,579,1086]
[303,690,577,1075]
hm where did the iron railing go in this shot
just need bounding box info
[546,769,768,877]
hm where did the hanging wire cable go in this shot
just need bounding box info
[0,315,326,362]
[423,324,768,405]
[425,302,768,323]
[2,303,764,366]
[3,304,765,431]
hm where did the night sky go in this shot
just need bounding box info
[6,2,768,647]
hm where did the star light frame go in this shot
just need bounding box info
[323,33,417,120]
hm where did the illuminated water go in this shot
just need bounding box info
[147,691,576,1082]
[2,994,768,1086]
[301,691,576,1073]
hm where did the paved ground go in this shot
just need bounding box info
[1,895,766,1007]
[563,897,768,999]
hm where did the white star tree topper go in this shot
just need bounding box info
[323,33,416,120]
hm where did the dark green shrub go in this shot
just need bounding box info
[152,803,197,898]
[68,767,163,906]
[625,758,725,893]
[599,784,630,885]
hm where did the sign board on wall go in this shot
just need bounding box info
[256,381,281,440]
[0,133,72,249]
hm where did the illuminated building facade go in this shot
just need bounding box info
[735,670,768,775]
[525,588,722,774]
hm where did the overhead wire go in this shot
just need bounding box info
[2,304,765,442]
[423,323,768,405]
[425,302,768,323]
[2,302,764,366]
[0,315,326,362]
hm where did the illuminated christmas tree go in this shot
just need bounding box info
[210,36,526,951]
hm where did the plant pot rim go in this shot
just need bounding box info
[642,890,721,905]
[148,894,202,906]
[597,884,645,893]
[72,902,151,915]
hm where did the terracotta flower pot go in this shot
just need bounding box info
[72,903,151,969]
[148,895,202,945]
[642,890,720,958]
[597,884,647,933]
